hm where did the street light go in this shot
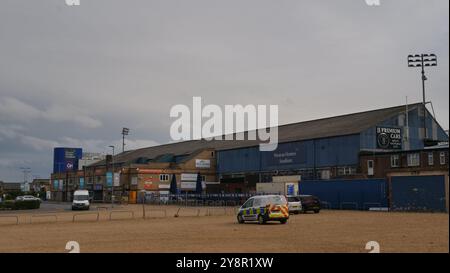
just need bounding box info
[407,54,438,141]
[109,145,115,207]
[122,128,130,153]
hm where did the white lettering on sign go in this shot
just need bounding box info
[195,159,211,169]
[181,173,198,181]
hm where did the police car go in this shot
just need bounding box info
[237,195,289,224]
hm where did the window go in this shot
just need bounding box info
[159,174,170,182]
[428,152,434,166]
[367,160,374,176]
[337,166,356,176]
[407,153,420,167]
[391,155,400,168]
[440,152,446,165]
[201,175,206,182]
[242,198,253,208]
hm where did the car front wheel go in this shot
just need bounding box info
[280,219,287,224]
[237,215,245,224]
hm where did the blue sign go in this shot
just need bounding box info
[261,142,307,169]
[79,177,85,189]
[106,172,113,187]
[287,184,295,195]
[53,148,83,173]
[53,180,59,190]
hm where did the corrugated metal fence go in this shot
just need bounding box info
[390,175,447,212]
[299,179,388,210]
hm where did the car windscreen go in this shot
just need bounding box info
[262,196,287,206]
[74,195,89,201]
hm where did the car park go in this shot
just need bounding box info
[237,195,289,224]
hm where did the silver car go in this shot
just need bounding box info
[16,195,41,202]
[287,196,302,214]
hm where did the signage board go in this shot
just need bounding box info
[376,127,402,150]
[53,148,83,173]
[272,175,301,183]
[144,182,158,190]
[181,173,198,181]
[79,177,85,189]
[159,184,170,189]
[131,176,138,185]
[113,173,120,187]
[106,172,113,187]
[195,159,211,169]
[261,142,307,168]
[181,181,206,190]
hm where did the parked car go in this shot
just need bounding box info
[299,195,321,213]
[15,195,41,202]
[286,195,302,214]
[237,195,289,225]
[72,190,90,210]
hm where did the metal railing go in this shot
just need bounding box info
[0,215,19,225]
[109,210,134,221]
[72,212,100,222]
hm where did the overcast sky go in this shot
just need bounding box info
[0,0,448,182]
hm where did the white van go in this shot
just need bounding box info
[72,190,90,210]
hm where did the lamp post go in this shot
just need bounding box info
[407,54,437,141]
[109,145,115,207]
[122,128,130,153]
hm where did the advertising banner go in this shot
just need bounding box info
[376,127,402,150]
[79,177,85,189]
[106,172,113,187]
[53,148,82,173]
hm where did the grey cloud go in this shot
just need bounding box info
[0,0,448,181]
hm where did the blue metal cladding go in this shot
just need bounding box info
[53,147,82,173]
[391,176,447,212]
[217,135,361,174]
[360,107,449,151]
[313,135,360,167]
[217,146,261,173]
[298,179,388,210]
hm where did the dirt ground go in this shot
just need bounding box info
[0,205,448,253]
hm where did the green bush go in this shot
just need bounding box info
[0,200,40,210]
[0,200,16,210]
